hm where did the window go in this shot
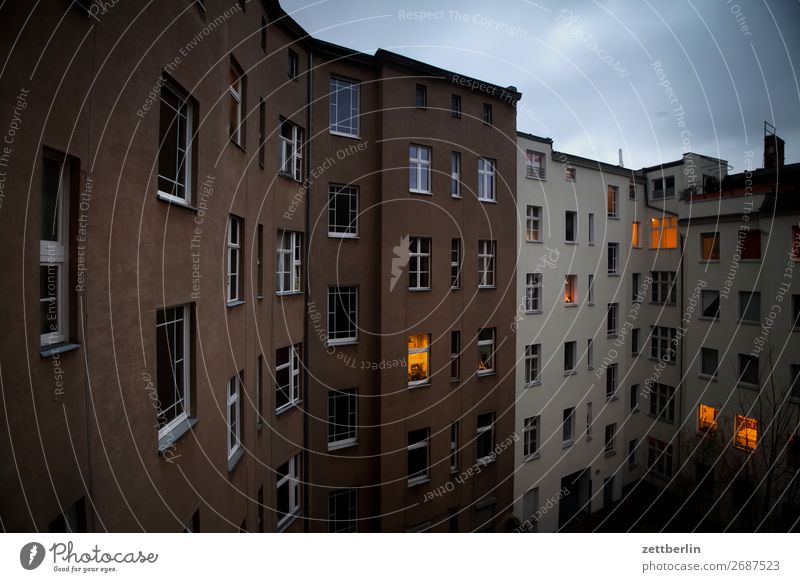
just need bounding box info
[562,408,575,444]
[260,16,267,52]
[652,176,675,199]
[588,274,594,304]
[477,328,495,375]
[564,274,577,304]
[256,224,264,298]
[792,225,800,261]
[478,240,496,287]
[409,144,431,193]
[739,291,761,323]
[604,423,617,454]
[524,344,541,385]
[647,438,673,478]
[408,237,431,290]
[227,373,242,460]
[586,402,593,438]
[287,49,298,79]
[40,154,69,347]
[258,99,266,167]
[476,413,495,463]
[228,62,244,145]
[450,422,460,471]
[450,239,461,288]
[450,331,461,381]
[631,328,640,354]
[328,489,356,533]
[279,120,303,181]
[701,347,718,378]
[701,232,720,260]
[526,205,541,242]
[276,454,301,527]
[607,303,618,335]
[790,365,800,400]
[525,272,541,312]
[328,184,358,237]
[650,326,677,363]
[328,389,356,447]
[738,354,759,386]
[256,354,264,425]
[565,211,577,243]
[408,428,430,484]
[587,339,594,369]
[607,185,618,218]
[276,344,301,411]
[158,81,194,203]
[794,295,800,328]
[156,305,192,437]
[649,383,675,423]
[451,152,461,197]
[650,271,676,304]
[740,229,761,260]
[607,243,619,275]
[226,216,242,303]
[650,217,678,249]
[588,213,595,244]
[631,222,640,248]
[632,273,642,303]
[525,150,545,179]
[477,158,496,201]
[451,94,461,118]
[564,341,577,373]
[630,384,639,411]
[330,76,359,137]
[327,287,357,344]
[415,84,427,109]
[628,439,638,467]
[734,415,758,451]
[523,416,540,457]
[276,230,302,294]
[408,334,430,386]
[49,498,86,533]
[606,363,618,400]
[698,404,717,434]
[522,488,540,532]
[565,167,576,182]
[702,290,720,319]
[482,103,492,124]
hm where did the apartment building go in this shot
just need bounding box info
[0,0,519,533]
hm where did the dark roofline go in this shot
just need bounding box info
[517,131,553,145]
[553,150,638,179]
[640,152,728,173]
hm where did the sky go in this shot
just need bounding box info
[280,0,800,172]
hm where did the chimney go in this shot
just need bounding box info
[763,121,785,170]
[618,148,624,167]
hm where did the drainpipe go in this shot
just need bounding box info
[302,48,313,533]
[678,232,685,478]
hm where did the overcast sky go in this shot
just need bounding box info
[282,0,800,172]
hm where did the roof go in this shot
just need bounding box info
[517,131,553,145]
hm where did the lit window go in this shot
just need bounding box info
[607,243,619,275]
[158,81,194,203]
[478,158,496,201]
[477,328,495,375]
[227,372,243,461]
[650,217,677,249]
[408,334,430,386]
[409,144,431,193]
[450,239,461,288]
[228,62,244,145]
[279,119,303,181]
[525,272,541,312]
[227,215,242,303]
[738,354,759,386]
[407,428,430,484]
[702,290,720,319]
[631,221,640,248]
[276,454,301,528]
[328,388,356,448]
[701,232,720,260]
[739,291,761,323]
[40,154,69,347]
[276,230,302,294]
[565,211,577,243]
[607,185,618,218]
[451,152,461,197]
[698,404,717,434]
[276,344,301,411]
[740,229,761,260]
[408,237,431,290]
[478,240,496,287]
[523,416,539,457]
[328,184,358,237]
[525,150,545,179]
[734,415,758,451]
[330,76,359,137]
[327,286,357,344]
[564,274,577,304]
[524,344,540,385]
[476,413,495,463]
[526,205,541,242]
[328,489,356,533]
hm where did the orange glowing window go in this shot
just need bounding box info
[650,217,678,249]
[564,274,577,304]
[631,222,641,248]
[408,334,430,386]
[701,232,720,260]
[734,415,758,451]
[698,404,717,434]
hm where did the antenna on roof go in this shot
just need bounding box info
[618,148,624,168]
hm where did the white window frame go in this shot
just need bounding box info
[276,454,301,528]
[607,242,619,275]
[450,331,461,381]
[276,230,302,294]
[328,184,358,238]
[327,388,357,449]
[477,328,495,375]
[524,343,541,386]
[451,151,461,198]
[476,413,495,465]
[409,144,431,194]
[607,185,619,218]
[526,205,541,242]
[564,341,577,373]
[227,373,242,460]
[525,272,541,313]
[606,363,618,400]
[525,150,545,180]
[588,212,595,244]
[327,286,358,344]
[157,81,193,204]
[276,344,301,411]
[329,76,360,137]
[650,326,677,363]
[155,305,191,438]
[607,303,618,335]
[40,153,69,347]
[565,211,577,243]
[229,64,243,145]
[409,237,431,290]
[562,407,575,444]
[478,240,496,288]
[477,158,496,201]
[450,239,461,289]
[605,423,617,453]
[587,338,594,369]
[226,215,242,303]
[450,421,459,472]
[588,274,594,304]
[279,120,303,181]
[651,271,676,305]
[523,416,540,458]
[648,438,673,478]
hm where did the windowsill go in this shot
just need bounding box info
[698,373,718,382]
[328,439,358,452]
[256,294,264,300]
[525,310,542,315]
[329,130,361,140]
[276,291,303,297]
[525,176,546,182]
[586,435,592,441]
[409,189,432,196]
[476,457,495,467]
[328,233,359,239]
[478,286,496,290]
[740,259,762,263]
[276,509,302,533]
[158,416,198,453]
[739,320,761,326]
[631,407,640,414]
[606,395,619,403]
[588,242,595,246]
[477,370,496,378]
[407,477,430,488]
[40,342,80,358]
[226,299,245,308]
[524,452,541,462]
[564,303,578,308]
[326,339,358,348]
[647,413,674,425]
[604,450,617,458]
[563,370,577,377]
[607,216,619,221]
[648,302,676,307]
[587,302,594,306]
[450,286,461,291]
[227,447,245,473]
[478,198,497,204]
[230,138,246,153]
[565,241,578,245]
[451,194,462,199]
[700,260,720,264]
[525,240,543,244]
[408,288,432,292]
[408,381,430,389]
[278,171,302,183]
[525,381,541,389]
[157,192,197,211]
[737,381,759,391]
[607,333,619,339]
[647,357,676,367]
[699,316,719,322]
[562,440,574,449]
[276,401,302,417]
[450,378,460,384]
[607,273,620,277]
